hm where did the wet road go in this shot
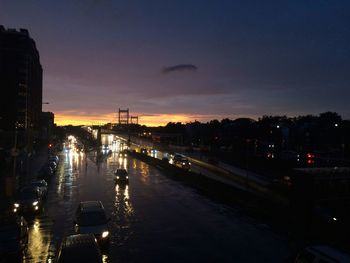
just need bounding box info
[23,148,291,262]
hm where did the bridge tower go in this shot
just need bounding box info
[130,116,139,125]
[118,108,129,125]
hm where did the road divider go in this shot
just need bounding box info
[128,150,290,226]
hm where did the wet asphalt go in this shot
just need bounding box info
[23,149,291,263]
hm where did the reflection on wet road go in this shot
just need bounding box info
[24,148,290,262]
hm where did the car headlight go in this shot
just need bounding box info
[14,203,20,208]
[102,231,109,238]
[32,201,39,206]
[182,162,186,165]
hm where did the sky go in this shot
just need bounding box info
[1,0,350,126]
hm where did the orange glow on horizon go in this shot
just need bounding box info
[54,112,219,127]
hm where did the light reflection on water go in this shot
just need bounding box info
[25,137,138,263]
[139,161,150,183]
[113,183,135,247]
[24,218,51,263]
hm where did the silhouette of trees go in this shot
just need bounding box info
[147,112,349,160]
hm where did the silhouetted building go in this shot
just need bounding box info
[41,112,54,141]
[0,25,42,151]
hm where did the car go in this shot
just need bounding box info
[102,144,109,151]
[118,151,127,158]
[37,165,54,180]
[114,168,129,183]
[0,214,28,260]
[30,180,48,197]
[13,186,43,214]
[46,160,57,173]
[49,155,59,164]
[295,245,350,263]
[56,234,102,263]
[175,158,191,170]
[173,153,184,162]
[172,155,191,170]
[140,148,148,154]
[74,201,110,246]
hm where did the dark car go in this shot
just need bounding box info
[13,186,43,214]
[175,158,191,170]
[46,160,57,173]
[173,155,191,170]
[30,180,48,198]
[118,151,128,158]
[56,234,103,263]
[114,169,129,184]
[74,201,110,246]
[49,155,59,164]
[37,165,54,180]
[0,214,28,260]
[140,148,148,154]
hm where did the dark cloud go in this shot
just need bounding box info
[162,64,198,74]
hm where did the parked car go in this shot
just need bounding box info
[30,180,48,198]
[56,234,102,263]
[48,155,59,166]
[295,245,350,263]
[74,201,110,246]
[46,160,57,173]
[49,155,59,164]
[0,215,28,260]
[37,165,54,180]
[114,169,129,184]
[13,186,43,214]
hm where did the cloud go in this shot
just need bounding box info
[162,64,198,74]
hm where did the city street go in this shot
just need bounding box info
[23,145,291,262]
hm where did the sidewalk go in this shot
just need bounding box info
[19,145,49,188]
[0,146,49,214]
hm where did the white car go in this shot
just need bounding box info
[74,201,110,246]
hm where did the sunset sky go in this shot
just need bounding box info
[1,0,350,126]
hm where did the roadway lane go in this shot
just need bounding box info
[23,148,291,262]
